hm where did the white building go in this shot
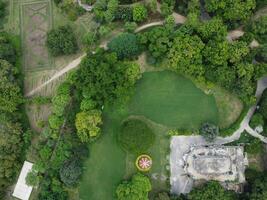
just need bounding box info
[12,161,33,200]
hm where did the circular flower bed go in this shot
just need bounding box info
[135,155,152,172]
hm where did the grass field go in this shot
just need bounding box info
[128,71,219,129]
[79,71,219,200]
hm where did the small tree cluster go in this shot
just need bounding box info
[47,26,78,56]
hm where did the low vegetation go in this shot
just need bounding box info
[118,119,155,154]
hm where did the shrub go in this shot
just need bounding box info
[199,122,219,142]
[59,158,82,187]
[115,7,133,22]
[133,4,148,22]
[250,113,264,129]
[259,89,267,119]
[107,33,140,59]
[75,110,102,143]
[116,173,151,200]
[118,119,155,154]
[47,26,78,56]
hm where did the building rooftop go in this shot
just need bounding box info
[183,145,248,183]
[12,161,33,200]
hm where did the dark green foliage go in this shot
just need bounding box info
[115,7,133,22]
[0,120,23,183]
[0,1,6,28]
[0,32,17,64]
[245,171,267,200]
[196,18,227,42]
[205,0,256,21]
[199,122,219,142]
[250,113,264,129]
[60,158,82,187]
[47,26,78,56]
[116,173,152,200]
[246,16,267,43]
[0,60,23,114]
[118,119,155,154]
[255,44,267,63]
[259,89,267,119]
[168,33,205,79]
[108,33,140,59]
[38,175,68,200]
[138,26,173,60]
[74,49,141,107]
[187,181,236,200]
[229,131,263,154]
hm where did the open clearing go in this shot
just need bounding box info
[79,71,219,199]
[128,71,218,129]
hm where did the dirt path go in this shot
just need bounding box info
[25,53,86,97]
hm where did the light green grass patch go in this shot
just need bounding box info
[128,71,219,129]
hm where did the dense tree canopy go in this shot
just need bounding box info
[47,26,78,56]
[116,173,152,200]
[75,110,103,143]
[0,33,17,64]
[0,60,23,114]
[247,15,267,43]
[168,33,205,79]
[205,0,256,21]
[118,119,155,154]
[59,158,82,187]
[74,50,141,107]
[133,4,148,22]
[107,33,140,59]
[187,181,236,200]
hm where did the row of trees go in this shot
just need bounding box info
[139,15,267,103]
[0,32,30,198]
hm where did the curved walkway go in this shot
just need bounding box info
[25,54,86,97]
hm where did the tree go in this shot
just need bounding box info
[0,60,23,114]
[75,110,102,143]
[48,114,64,130]
[247,15,267,43]
[116,173,152,200]
[160,2,174,17]
[187,181,236,200]
[228,41,249,63]
[196,17,227,41]
[47,26,78,56]
[107,33,140,59]
[246,171,267,200]
[133,4,148,22]
[138,27,173,60]
[167,33,205,79]
[0,32,17,64]
[115,7,133,22]
[250,113,264,129]
[75,50,141,107]
[104,0,119,23]
[59,158,82,187]
[118,119,155,154]
[199,122,219,142]
[205,0,256,21]
[0,1,6,28]
[0,120,23,183]
[259,89,267,119]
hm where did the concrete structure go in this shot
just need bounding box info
[12,161,33,200]
[183,146,248,183]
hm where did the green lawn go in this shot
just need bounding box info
[128,71,219,129]
[79,71,219,200]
